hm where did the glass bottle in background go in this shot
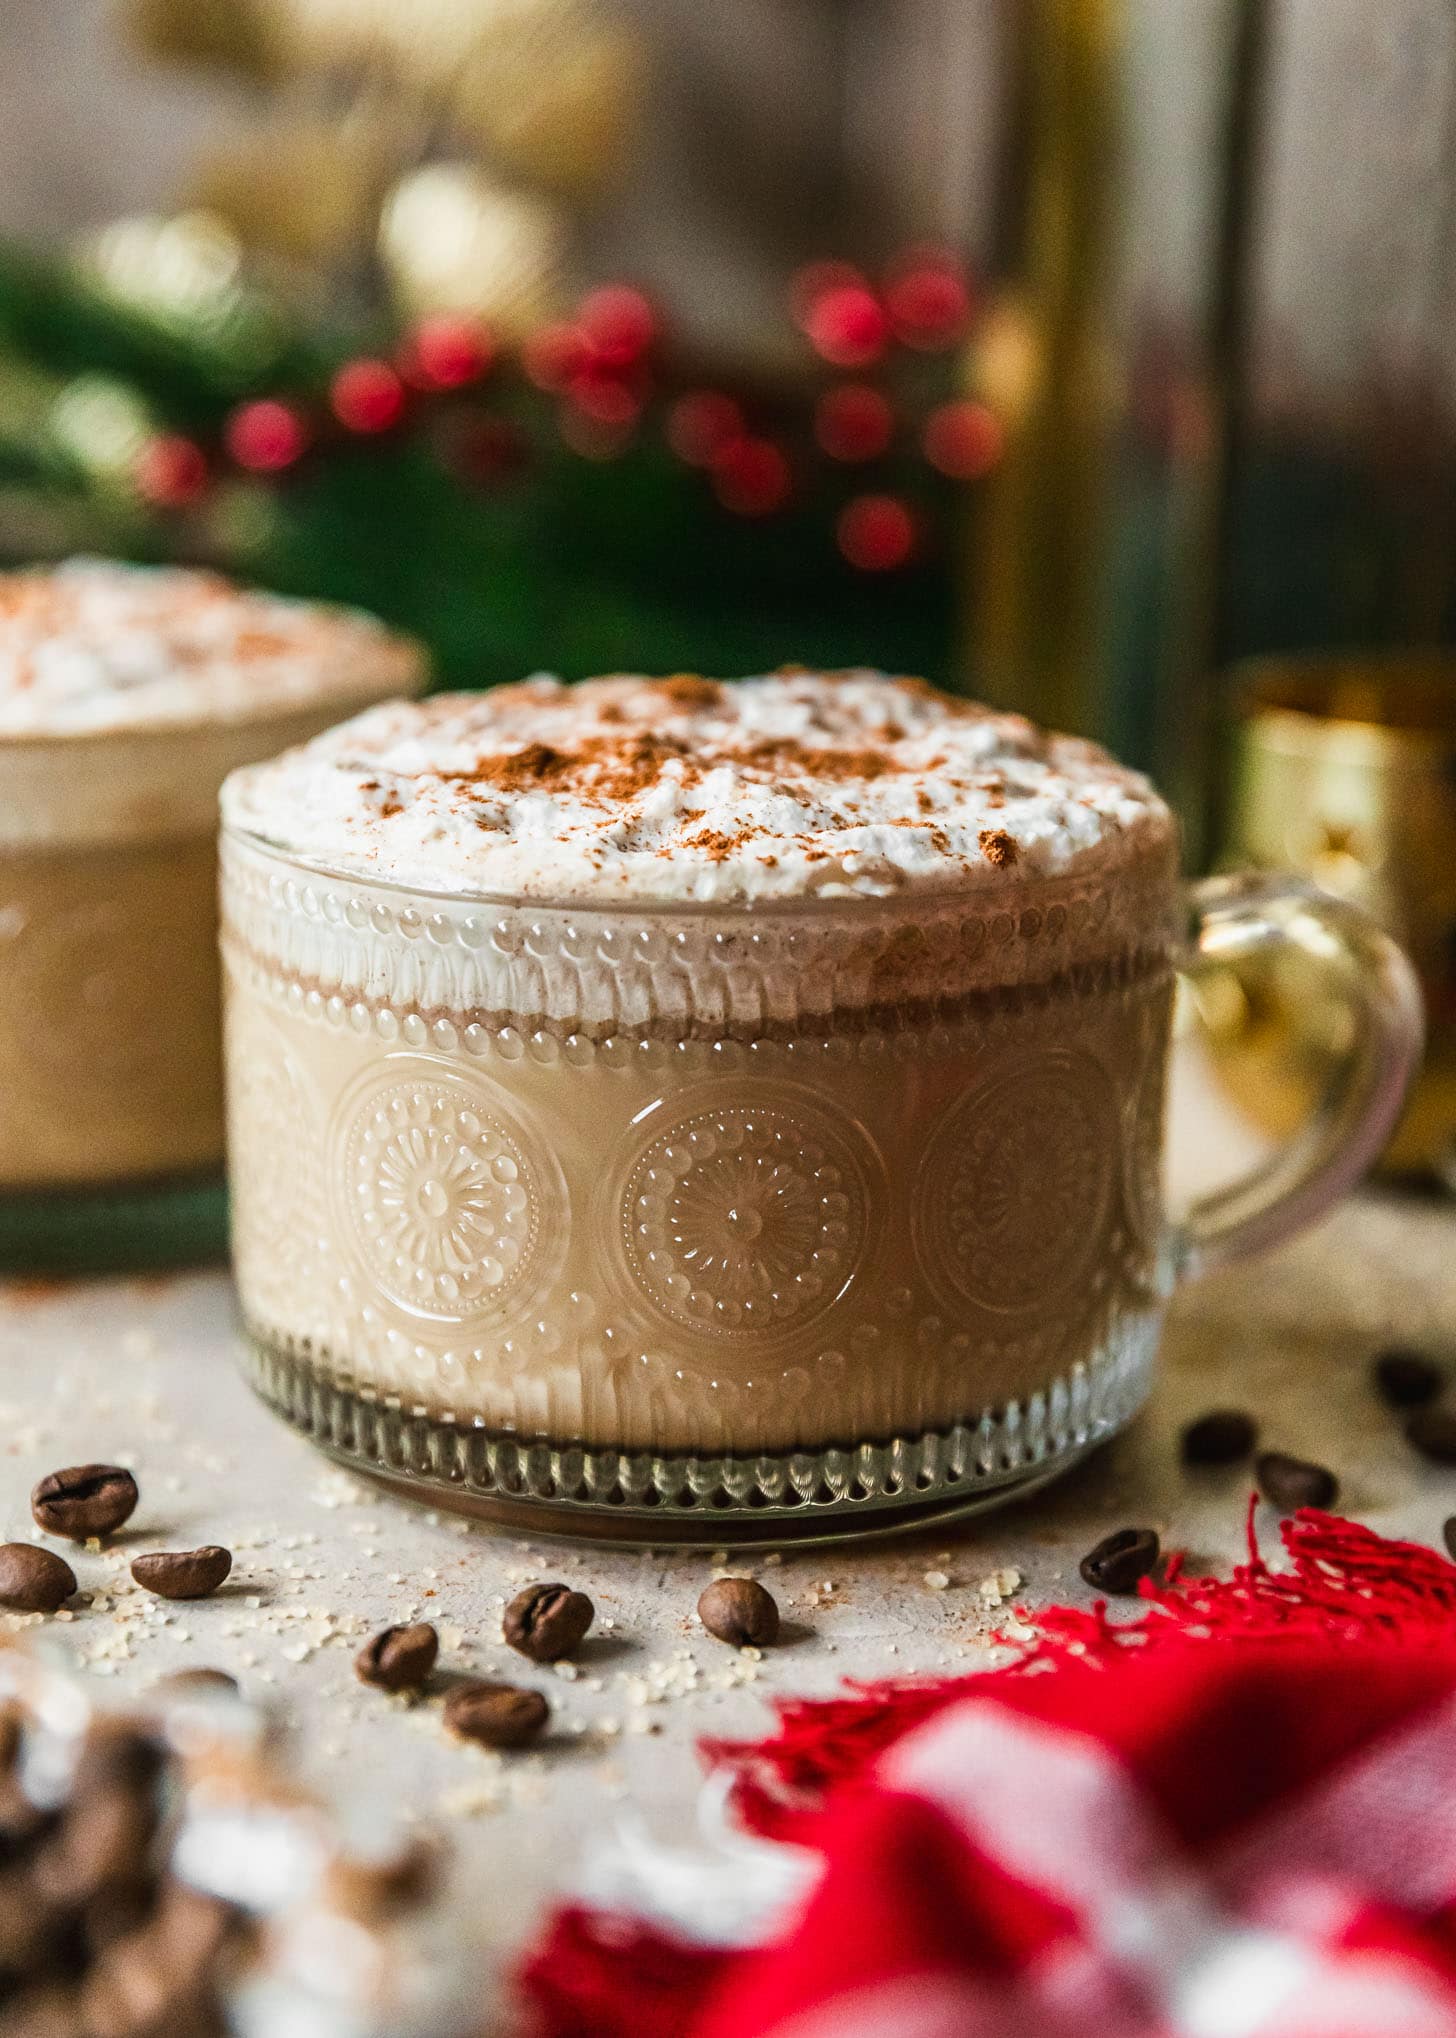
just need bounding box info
[966,0,1262,868]
[967,0,1456,873]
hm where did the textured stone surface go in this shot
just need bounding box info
[0,1181,1450,2021]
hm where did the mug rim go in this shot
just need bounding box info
[219,818,1172,927]
[1231,651,1456,751]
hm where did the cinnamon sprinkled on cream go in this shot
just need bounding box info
[222,669,1173,904]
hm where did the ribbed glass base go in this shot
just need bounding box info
[240,1309,1160,1545]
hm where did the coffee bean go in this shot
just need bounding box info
[0,1543,76,1613]
[1256,1451,1338,1511]
[355,1623,439,1693]
[1373,1348,1444,1409]
[697,1577,780,1647]
[1406,1407,1456,1466]
[73,1722,166,1800]
[30,1465,138,1542]
[129,1547,232,1601]
[150,1668,239,1700]
[1078,1527,1160,1594]
[1180,1409,1257,1466]
[35,1785,157,1905]
[442,1680,548,1749]
[503,1583,594,1663]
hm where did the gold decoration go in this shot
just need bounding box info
[78,212,286,368]
[185,123,394,272]
[378,166,564,333]
[124,0,286,84]
[123,0,640,311]
[1207,655,1456,1185]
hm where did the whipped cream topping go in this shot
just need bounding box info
[222,669,1174,904]
[0,558,424,737]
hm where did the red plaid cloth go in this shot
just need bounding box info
[521,1512,1456,2037]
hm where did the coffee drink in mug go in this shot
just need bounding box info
[0,559,426,1267]
[220,670,1419,1539]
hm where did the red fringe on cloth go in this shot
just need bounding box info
[519,1510,1456,2037]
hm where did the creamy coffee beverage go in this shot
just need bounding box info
[0,559,425,1198]
[223,670,1214,1533]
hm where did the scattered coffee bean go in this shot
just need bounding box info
[1256,1451,1338,1511]
[30,1465,138,1542]
[1405,1407,1456,1466]
[150,1667,239,1699]
[129,1547,232,1601]
[1078,1527,1160,1594]
[442,1680,549,1749]
[0,1543,76,1614]
[355,1623,439,1693]
[503,1583,595,1663]
[697,1577,780,1647]
[1180,1409,1257,1467]
[1373,1348,1444,1409]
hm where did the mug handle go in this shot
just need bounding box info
[1173,871,1424,1280]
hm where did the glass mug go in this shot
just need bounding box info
[0,702,415,1275]
[221,823,1419,1542]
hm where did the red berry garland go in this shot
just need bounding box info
[711,437,792,517]
[331,359,406,434]
[837,493,917,571]
[815,384,895,463]
[135,251,1001,572]
[224,399,309,472]
[923,399,1003,479]
[135,434,208,508]
[401,316,494,391]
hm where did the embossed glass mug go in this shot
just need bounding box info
[221,814,1419,1542]
[0,562,426,1273]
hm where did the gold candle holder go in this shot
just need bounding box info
[1207,654,1456,1185]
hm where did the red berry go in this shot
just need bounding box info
[711,437,791,516]
[923,399,1003,479]
[224,400,309,472]
[135,434,208,507]
[577,285,657,365]
[567,370,642,429]
[814,383,894,462]
[885,255,972,349]
[666,391,744,466]
[330,358,405,434]
[836,493,916,571]
[789,259,865,330]
[804,285,889,369]
[403,316,494,389]
[523,322,591,392]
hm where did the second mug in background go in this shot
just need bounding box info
[0,561,427,1271]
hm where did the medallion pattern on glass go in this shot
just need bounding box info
[1112,974,1172,1255]
[915,1048,1117,1316]
[337,1070,545,1320]
[619,1093,870,1342]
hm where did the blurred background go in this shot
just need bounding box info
[2,0,1455,1177]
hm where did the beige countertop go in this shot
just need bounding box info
[0,1175,1453,2024]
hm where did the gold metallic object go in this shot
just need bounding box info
[1209,655,1456,1184]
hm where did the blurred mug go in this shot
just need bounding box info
[1207,655,1456,1187]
